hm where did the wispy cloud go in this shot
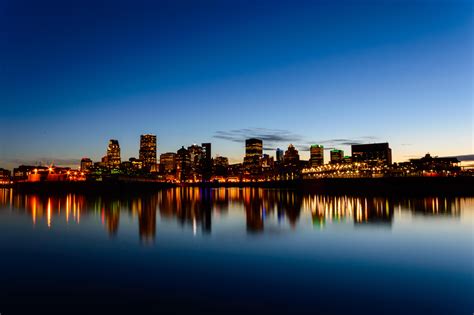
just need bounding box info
[214,128,302,144]
[307,136,379,147]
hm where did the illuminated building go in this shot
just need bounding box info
[13,165,45,181]
[330,149,344,164]
[276,148,284,163]
[80,158,93,172]
[310,144,324,167]
[188,144,203,174]
[139,134,157,168]
[343,156,352,163]
[351,142,392,165]
[129,157,143,170]
[409,153,460,175]
[201,143,212,181]
[176,146,191,181]
[262,154,274,170]
[0,168,11,184]
[245,138,263,158]
[244,138,263,175]
[106,139,121,169]
[283,144,300,166]
[160,152,177,173]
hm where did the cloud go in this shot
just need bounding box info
[307,136,379,147]
[214,128,302,144]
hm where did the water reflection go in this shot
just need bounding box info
[0,188,467,241]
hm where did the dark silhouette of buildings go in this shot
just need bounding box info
[351,142,392,165]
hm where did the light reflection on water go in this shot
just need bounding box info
[0,187,469,239]
[0,188,472,315]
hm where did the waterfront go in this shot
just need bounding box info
[0,187,472,314]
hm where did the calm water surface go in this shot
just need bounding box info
[0,188,472,314]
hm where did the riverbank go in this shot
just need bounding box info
[7,176,474,196]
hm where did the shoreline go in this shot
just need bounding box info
[4,176,474,196]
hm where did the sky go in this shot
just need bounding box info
[0,0,472,169]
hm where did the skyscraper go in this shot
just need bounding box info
[201,143,212,181]
[245,138,263,158]
[276,148,284,163]
[160,152,177,173]
[310,145,324,167]
[107,139,121,169]
[244,138,263,175]
[330,149,344,164]
[283,144,300,166]
[139,134,157,168]
[177,146,191,181]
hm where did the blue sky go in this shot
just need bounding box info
[0,0,472,169]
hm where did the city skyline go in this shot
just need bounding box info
[1,0,472,170]
[0,131,473,170]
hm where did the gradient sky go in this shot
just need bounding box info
[1,0,472,169]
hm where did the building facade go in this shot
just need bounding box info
[351,143,392,165]
[80,158,93,172]
[330,149,344,164]
[160,152,177,173]
[107,139,121,169]
[310,145,324,167]
[139,134,157,168]
[244,138,263,175]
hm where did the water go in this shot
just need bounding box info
[0,188,472,314]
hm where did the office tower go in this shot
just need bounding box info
[139,134,157,168]
[310,145,324,167]
[202,143,211,162]
[330,149,344,164]
[160,152,177,173]
[177,146,191,181]
[80,157,93,172]
[188,144,203,172]
[107,139,121,169]
[283,144,300,166]
[245,138,263,158]
[201,143,212,181]
[276,148,284,163]
[244,138,263,175]
[351,142,392,165]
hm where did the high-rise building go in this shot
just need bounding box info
[160,152,177,173]
[201,143,212,181]
[245,138,263,158]
[310,145,324,167]
[283,144,300,166]
[244,138,263,175]
[107,139,121,169]
[276,148,284,163]
[188,144,203,172]
[202,143,211,161]
[351,143,392,165]
[80,157,93,172]
[330,149,344,164]
[177,146,191,181]
[139,134,157,168]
